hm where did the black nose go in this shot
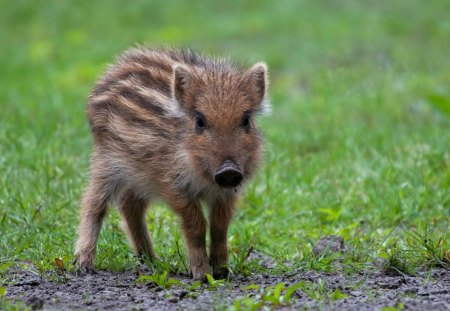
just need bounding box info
[214,160,243,188]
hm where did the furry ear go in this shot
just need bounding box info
[172,64,191,106]
[246,62,270,115]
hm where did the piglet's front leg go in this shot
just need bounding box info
[168,196,211,281]
[209,196,236,280]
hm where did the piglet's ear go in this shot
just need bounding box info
[246,62,270,114]
[172,64,191,106]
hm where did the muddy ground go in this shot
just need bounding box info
[2,263,449,310]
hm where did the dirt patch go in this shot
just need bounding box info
[2,264,449,310]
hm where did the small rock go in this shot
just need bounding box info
[350,290,363,297]
[247,249,277,269]
[312,235,346,256]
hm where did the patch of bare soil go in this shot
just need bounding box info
[3,264,449,310]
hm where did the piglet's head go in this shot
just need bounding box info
[172,61,269,189]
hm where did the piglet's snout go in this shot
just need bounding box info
[214,160,243,188]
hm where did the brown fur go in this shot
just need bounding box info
[74,47,269,280]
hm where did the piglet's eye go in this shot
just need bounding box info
[196,117,205,129]
[241,115,251,129]
[194,113,206,133]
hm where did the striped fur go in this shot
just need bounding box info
[75,47,269,280]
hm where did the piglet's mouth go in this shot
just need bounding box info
[214,160,243,188]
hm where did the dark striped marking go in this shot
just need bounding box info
[121,52,174,73]
[118,88,166,116]
[89,98,172,140]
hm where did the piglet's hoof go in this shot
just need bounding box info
[73,256,96,275]
[190,263,212,282]
[213,266,232,280]
[75,265,96,276]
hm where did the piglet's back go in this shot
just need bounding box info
[86,48,217,144]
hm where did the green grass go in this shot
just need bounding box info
[0,0,449,280]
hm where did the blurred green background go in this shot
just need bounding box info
[0,0,449,273]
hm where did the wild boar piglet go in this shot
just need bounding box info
[74,48,270,280]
